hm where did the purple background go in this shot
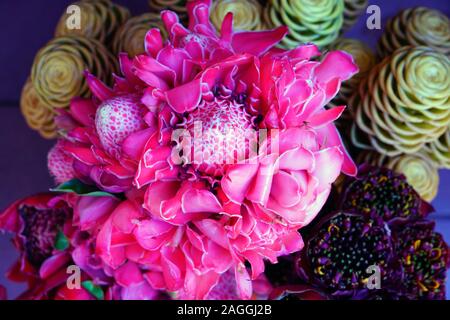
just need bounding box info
[0,0,449,299]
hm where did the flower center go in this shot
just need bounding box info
[19,205,70,267]
[342,170,420,222]
[397,225,448,299]
[308,213,392,292]
[183,97,255,177]
[95,95,146,158]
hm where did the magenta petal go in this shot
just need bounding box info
[220,12,233,42]
[165,79,202,113]
[286,44,321,61]
[316,124,357,176]
[111,201,142,234]
[39,252,70,279]
[308,106,345,128]
[133,55,175,89]
[96,218,126,268]
[120,281,158,300]
[203,241,233,273]
[194,219,229,248]
[76,196,119,231]
[244,251,265,280]
[184,267,220,300]
[157,46,190,81]
[187,0,212,29]
[85,72,114,101]
[161,10,180,39]
[278,147,314,171]
[144,271,166,290]
[69,98,96,126]
[0,198,21,233]
[114,261,144,287]
[232,26,288,56]
[234,263,252,300]
[160,248,183,291]
[181,188,222,213]
[246,156,277,206]
[313,147,344,191]
[145,29,164,57]
[315,50,359,83]
[122,128,155,161]
[271,171,302,208]
[221,164,259,204]
[280,230,304,254]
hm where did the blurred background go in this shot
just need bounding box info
[0,0,449,299]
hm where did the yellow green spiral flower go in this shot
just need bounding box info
[351,46,450,156]
[264,0,344,49]
[328,38,376,109]
[342,0,368,31]
[210,0,265,31]
[20,78,58,139]
[378,7,450,58]
[424,125,450,169]
[327,38,376,142]
[31,36,118,109]
[113,13,168,57]
[55,0,130,45]
[358,151,440,201]
[148,0,188,21]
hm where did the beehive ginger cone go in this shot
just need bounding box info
[113,13,167,57]
[351,46,450,157]
[327,39,376,141]
[357,150,439,202]
[378,7,450,58]
[148,0,188,21]
[328,38,376,109]
[342,0,368,31]
[20,78,58,139]
[424,126,450,169]
[263,0,344,49]
[210,0,265,32]
[31,36,118,109]
[55,0,130,45]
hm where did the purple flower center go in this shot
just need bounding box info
[307,212,393,292]
[396,225,448,299]
[342,170,420,222]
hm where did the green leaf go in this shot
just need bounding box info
[50,179,119,199]
[81,281,104,300]
[54,230,69,251]
[54,230,70,251]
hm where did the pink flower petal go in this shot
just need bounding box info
[232,26,289,56]
[315,50,359,83]
[165,79,202,113]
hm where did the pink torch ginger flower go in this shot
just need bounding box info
[38,0,359,300]
[57,57,157,192]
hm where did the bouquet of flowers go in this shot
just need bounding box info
[1,0,448,300]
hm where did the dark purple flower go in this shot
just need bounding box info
[297,211,398,298]
[394,220,449,300]
[340,165,432,225]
